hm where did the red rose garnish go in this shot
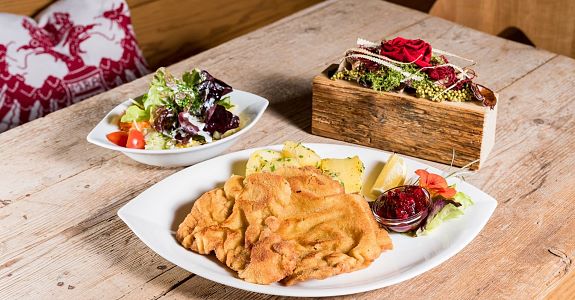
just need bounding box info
[428,66,458,88]
[349,46,383,71]
[380,37,432,67]
[415,169,457,199]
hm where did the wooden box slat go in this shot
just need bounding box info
[311,65,497,170]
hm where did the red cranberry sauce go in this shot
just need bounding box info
[376,186,429,220]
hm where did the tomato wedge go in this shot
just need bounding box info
[106,131,128,147]
[126,129,145,149]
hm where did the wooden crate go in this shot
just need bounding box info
[311,65,497,170]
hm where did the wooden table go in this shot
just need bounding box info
[1,0,574,298]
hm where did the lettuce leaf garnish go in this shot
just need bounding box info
[216,96,234,109]
[416,191,474,236]
[120,105,148,123]
[145,68,171,111]
[144,131,174,150]
[182,69,201,88]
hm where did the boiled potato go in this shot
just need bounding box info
[245,150,282,176]
[281,141,321,167]
[260,157,301,173]
[320,156,365,193]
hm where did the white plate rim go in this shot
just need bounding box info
[118,143,497,297]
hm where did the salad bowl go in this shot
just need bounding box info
[87,90,268,167]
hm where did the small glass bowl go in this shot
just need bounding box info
[370,185,432,233]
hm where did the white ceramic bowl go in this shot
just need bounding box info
[87,90,268,167]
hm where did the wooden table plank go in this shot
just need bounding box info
[0,0,574,299]
[548,271,575,299]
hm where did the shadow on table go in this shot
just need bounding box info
[253,73,314,132]
[75,159,258,296]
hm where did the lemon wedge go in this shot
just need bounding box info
[371,153,407,195]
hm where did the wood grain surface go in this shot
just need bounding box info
[311,66,496,170]
[0,0,574,299]
[0,0,323,68]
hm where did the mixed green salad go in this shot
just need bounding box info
[106,68,240,150]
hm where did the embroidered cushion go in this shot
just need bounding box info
[0,0,150,132]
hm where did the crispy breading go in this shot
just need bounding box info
[176,167,392,285]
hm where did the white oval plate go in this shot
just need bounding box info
[118,144,497,297]
[86,90,268,167]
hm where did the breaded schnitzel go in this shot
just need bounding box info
[176,166,392,285]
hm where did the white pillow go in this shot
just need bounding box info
[0,0,150,132]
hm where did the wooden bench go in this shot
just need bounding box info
[0,0,322,68]
[430,0,575,58]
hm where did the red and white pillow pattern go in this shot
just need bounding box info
[0,0,150,132]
